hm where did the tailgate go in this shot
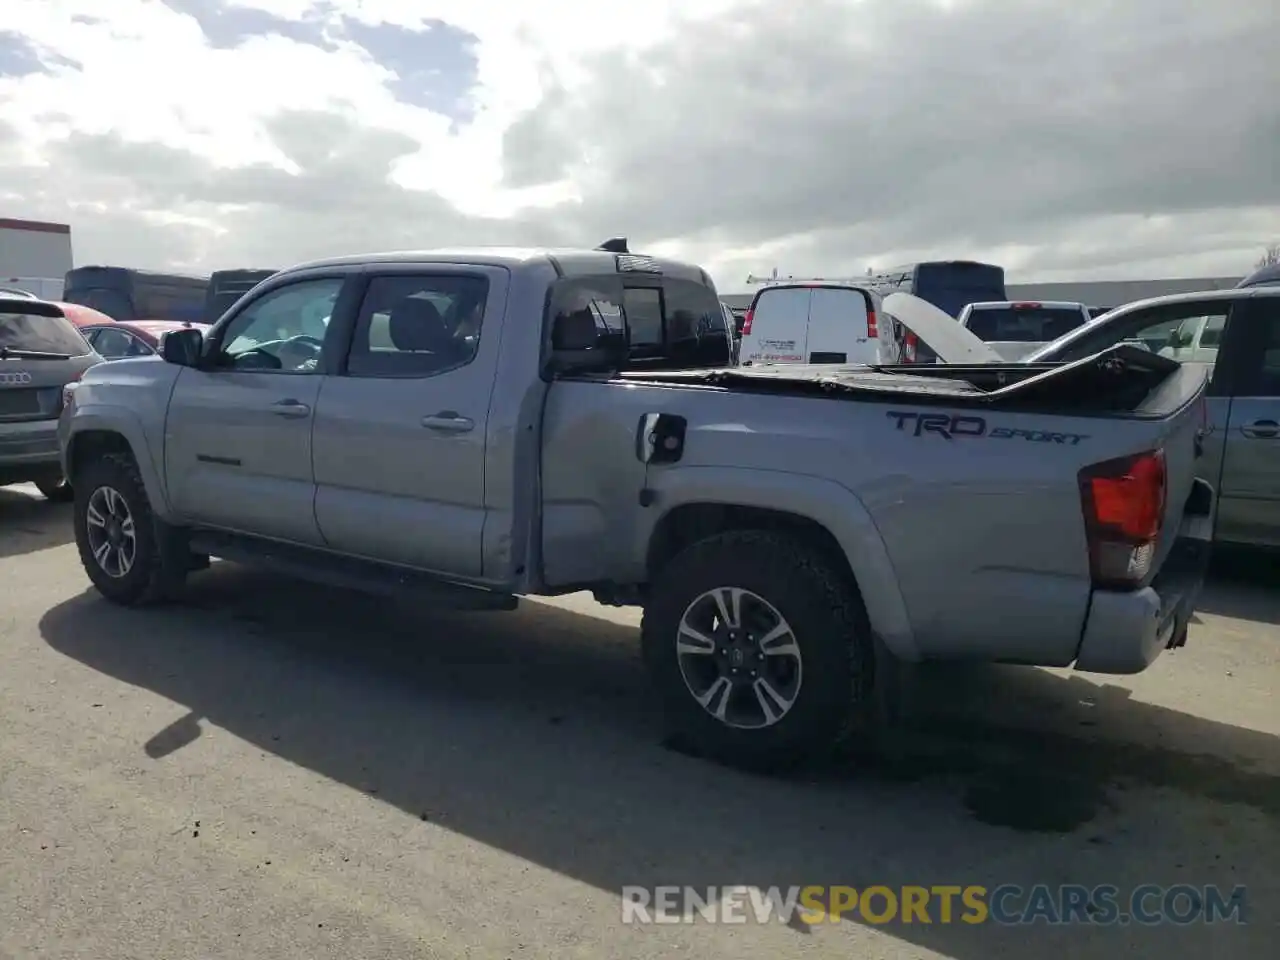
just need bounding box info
[1148,368,1211,576]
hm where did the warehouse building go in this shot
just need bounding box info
[719,275,1243,312]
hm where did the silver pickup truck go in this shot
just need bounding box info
[58,247,1215,770]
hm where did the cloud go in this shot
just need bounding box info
[0,28,79,77]
[0,0,1275,290]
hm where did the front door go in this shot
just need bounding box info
[163,275,350,545]
[311,268,506,578]
[1217,296,1280,547]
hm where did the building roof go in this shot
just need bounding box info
[0,217,71,234]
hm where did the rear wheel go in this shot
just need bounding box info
[72,452,187,605]
[641,530,873,771]
[35,474,74,503]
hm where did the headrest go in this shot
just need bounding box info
[388,296,448,351]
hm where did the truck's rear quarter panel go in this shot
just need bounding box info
[542,364,1208,667]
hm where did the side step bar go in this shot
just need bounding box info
[188,530,518,612]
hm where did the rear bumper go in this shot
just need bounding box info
[0,419,62,482]
[1074,491,1214,675]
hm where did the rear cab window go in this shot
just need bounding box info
[963,304,1087,342]
[546,271,730,372]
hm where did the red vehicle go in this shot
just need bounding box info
[70,316,209,359]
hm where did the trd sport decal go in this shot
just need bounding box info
[886,411,1089,445]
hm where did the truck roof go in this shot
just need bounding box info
[283,246,711,284]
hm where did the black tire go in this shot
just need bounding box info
[641,529,874,772]
[72,451,187,606]
[35,475,74,503]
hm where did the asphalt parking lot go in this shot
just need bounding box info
[1,484,1276,959]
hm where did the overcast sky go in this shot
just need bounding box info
[1,0,1275,293]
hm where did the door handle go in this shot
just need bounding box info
[421,411,474,433]
[270,399,312,418]
[1240,419,1279,440]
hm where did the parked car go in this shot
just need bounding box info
[957,300,1091,360]
[1025,286,1280,549]
[59,249,1214,770]
[54,301,118,328]
[738,282,901,366]
[76,319,211,360]
[1,296,101,501]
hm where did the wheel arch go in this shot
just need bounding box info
[63,408,172,518]
[640,468,919,661]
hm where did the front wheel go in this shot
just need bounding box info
[641,530,873,772]
[72,452,186,605]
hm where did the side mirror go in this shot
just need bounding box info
[160,327,204,367]
[547,307,626,373]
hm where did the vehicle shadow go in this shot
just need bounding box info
[0,486,73,559]
[1197,547,1280,625]
[39,565,1279,958]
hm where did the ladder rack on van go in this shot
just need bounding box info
[744,274,872,287]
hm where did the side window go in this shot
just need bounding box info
[623,287,664,352]
[1237,301,1280,398]
[546,276,625,351]
[1198,315,1226,348]
[1262,317,1280,397]
[92,327,137,359]
[218,277,343,373]
[1122,305,1229,358]
[346,274,489,379]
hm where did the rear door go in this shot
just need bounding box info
[805,287,871,363]
[1212,295,1280,547]
[311,267,506,578]
[740,287,809,364]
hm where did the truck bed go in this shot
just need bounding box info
[623,343,1194,417]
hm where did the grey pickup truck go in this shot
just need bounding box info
[59,246,1215,770]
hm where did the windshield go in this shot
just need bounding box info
[0,310,92,356]
[965,306,1086,343]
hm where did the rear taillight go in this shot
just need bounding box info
[61,369,85,408]
[1079,449,1166,588]
[741,308,753,336]
[866,309,878,339]
[903,331,918,362]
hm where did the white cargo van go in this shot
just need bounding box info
[738,283,898,366]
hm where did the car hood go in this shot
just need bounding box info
[882,293,1003,364]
